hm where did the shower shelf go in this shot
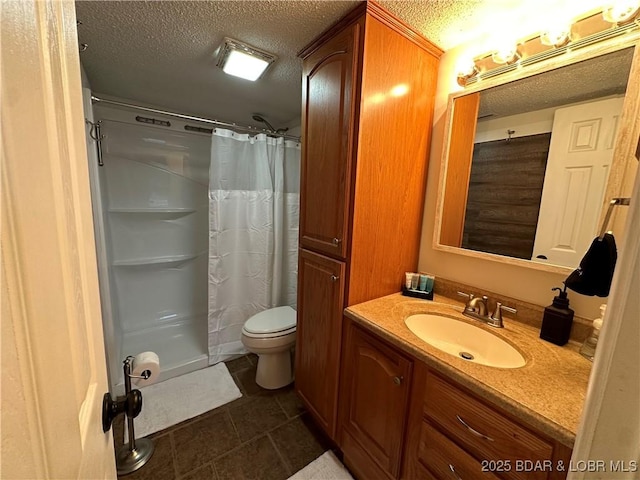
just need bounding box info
[112,252,204,267]
[109,207,196,217]
[123,311,208,336]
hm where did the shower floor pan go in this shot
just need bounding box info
[119,318,208,393]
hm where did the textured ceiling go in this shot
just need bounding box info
[75,0,618,129]
[75,1,360,129]
[478,47,634,119]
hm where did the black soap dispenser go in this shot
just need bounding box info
[540,285,574,346]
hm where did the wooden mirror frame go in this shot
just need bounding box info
[433,35,640,275]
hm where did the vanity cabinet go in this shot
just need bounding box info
[337,321,572,480]
[403,362,572,480]
[295,1,442,442]
[340,320,413,480]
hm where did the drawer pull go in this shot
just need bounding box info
[456,415,494,442]
[448,464,463,480]
[330,274,339,282]
[332,237,342,246]
[393,376,403,385]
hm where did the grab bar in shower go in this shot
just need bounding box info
[86,119,104,167]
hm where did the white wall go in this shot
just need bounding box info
[475,106,555,143]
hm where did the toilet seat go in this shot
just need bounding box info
[241,325,296,339]
[242,306,296,338]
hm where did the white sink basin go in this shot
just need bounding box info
[404,314,526,368]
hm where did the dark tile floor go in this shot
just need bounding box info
[114,355,332,480]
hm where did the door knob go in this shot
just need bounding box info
[393,376,403,385]
[102,389,144,433]
[330,274,339,282]
[332,237,342,246]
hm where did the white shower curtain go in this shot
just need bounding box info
[208,128,300,364]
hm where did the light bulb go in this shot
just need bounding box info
[540,24,572,47]
[603,1,640,24]
[456,56,479,86]
[492,45,520,65]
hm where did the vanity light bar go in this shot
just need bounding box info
[460,11,640,86]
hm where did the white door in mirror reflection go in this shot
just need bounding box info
[532,97,623,268]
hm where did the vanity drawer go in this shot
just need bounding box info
[424,372,554,480]
[418,421,500,480]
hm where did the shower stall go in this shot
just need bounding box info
[84,89,300,392]
[85,94,211,391]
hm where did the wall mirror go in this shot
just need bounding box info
[435,44,637,273]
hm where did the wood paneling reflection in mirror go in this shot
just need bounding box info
[462,133,550,259]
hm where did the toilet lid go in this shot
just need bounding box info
[243,306,297,335]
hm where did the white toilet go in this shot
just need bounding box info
[241,306,297,390]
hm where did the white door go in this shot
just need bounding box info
[1,1,116,478]
[532,97,624,268]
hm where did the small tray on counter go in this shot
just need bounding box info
[401,285,434,300]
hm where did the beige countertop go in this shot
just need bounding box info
[344,292,593,448]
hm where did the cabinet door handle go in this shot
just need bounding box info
[448,464,463,480]
[393,376,403,385]
[332,237,342,246]
[455,415,494,442]
[330,274,339,282]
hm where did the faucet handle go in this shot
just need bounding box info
[457,292,475,313]
[500,304,517,315]
[489,302,517,327]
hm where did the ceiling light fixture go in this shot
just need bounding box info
[217,37,276,81]
[457,4,640,87]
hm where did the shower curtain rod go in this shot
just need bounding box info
[91,95,301,142]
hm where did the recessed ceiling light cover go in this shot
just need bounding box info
[217,37,276,81]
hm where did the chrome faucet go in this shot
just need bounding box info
[457,292,517,328]
[466,294,488,316]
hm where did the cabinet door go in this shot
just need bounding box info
[299,21,361,259]
[341,322,412,479]
[295,248,345,440]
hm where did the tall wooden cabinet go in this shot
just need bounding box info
[295,1,442,442]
